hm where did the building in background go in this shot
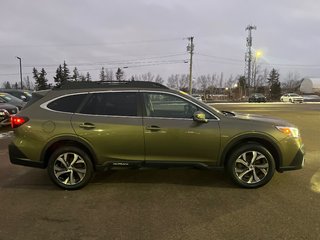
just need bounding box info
[300,78,320,94]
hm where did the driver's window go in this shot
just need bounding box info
[144,92,209,119]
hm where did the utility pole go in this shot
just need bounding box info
[187,37,194,94]
[16,56,23,89]
[244,25,256,97]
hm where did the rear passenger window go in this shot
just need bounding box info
[79,92,138,116]
[47,94,88,113]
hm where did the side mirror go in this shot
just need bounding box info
[193,111,208,123]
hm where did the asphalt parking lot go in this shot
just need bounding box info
[0,103,319,240]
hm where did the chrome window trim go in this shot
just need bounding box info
[141,90,220,121]
[73,112,142,119]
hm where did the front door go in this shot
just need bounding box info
[142,92,221,164]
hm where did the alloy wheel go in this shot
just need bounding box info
[53,152,87,186]
[234,151,269,184]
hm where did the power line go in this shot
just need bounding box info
[0,59,188,77]
[0,53,187,68]
[0,37,185,48]
[196,59,243,66]
[195,53,242,63]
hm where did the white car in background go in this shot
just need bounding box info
[280,93,304,103]
[191,94,203,102]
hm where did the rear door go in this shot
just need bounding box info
[71,91,144,164]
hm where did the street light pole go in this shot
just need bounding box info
[16,56,23,89]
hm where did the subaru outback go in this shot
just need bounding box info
[9,81,305,190]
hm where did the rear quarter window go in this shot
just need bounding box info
[79,92,138,116]
[47,94,88,113]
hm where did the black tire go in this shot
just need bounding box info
[47,146,94,190]
[226,143,275,188]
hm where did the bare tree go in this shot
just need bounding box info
[155,75,164,84]
[197,75,209,97]
[142,72,155,82]
[105,69,114,81]
[179,74,189,90]
[282,71,302,92]
[167,74,179,89]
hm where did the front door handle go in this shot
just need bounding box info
[79,122,95,129]
[146,125,161,131]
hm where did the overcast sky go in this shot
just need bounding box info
[1,0,320,85]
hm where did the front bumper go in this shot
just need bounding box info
[278,145,305,172]
[293,99,304,103]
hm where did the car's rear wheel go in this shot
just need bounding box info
[227,144,275,188]
[48,146,94,190]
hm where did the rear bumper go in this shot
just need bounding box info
[9,143,45,168]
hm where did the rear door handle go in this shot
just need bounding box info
[146,125,161,131]
[79,123,95,129]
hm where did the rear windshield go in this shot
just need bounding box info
[23,91,47,109]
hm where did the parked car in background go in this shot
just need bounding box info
[0,89,32,102]
[0,99,19,126]
[0,92,26,110]
[191,94,203,102]
[9,81,305,190]
[248,93,267,103]
[280,93,304,103]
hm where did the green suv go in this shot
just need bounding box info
[9,81,305,189]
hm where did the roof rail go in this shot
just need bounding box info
[54,80,168,90]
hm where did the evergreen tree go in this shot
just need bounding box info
[62,61,70,82]
[86,72,92,81]
[33,67,48,90]
[54,64,64,86]
[4,81,11,89]
[72,67,80,81]
[115,68,124,81]
[54,61,70,86]
[99,67,106,81]
[38,68,48,90]
[267,68,281,100]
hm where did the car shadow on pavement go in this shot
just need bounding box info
[91,169,236,189]
[2,168,236,190]
[1,168,57,191]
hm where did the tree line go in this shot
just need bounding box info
[2,60,302,100]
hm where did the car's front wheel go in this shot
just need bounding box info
[227,144,275,188]
[47,146,94,190]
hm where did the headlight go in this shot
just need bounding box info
[276,126,300,138]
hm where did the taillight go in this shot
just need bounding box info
[11,116,29,128]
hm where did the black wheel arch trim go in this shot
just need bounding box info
[219,133,283,169]
[40,135,98,168]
